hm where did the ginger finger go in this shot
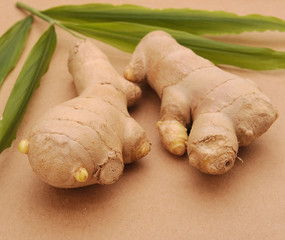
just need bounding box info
[157,120,188,156]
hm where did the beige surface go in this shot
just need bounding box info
[0,0,285,239]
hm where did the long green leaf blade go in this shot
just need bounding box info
[0,16,33,88]
[0,25,56,153]
[42,3,285,35]
[64,21,285,70]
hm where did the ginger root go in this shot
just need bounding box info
[20,40,150,188]
[124,31,278,175]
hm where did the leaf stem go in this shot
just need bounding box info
[17,2,54,24]
[16,2,84,39]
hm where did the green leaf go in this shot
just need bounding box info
[16,2,285,70]
[64,21,285,70]
[0,16,33,88]
[42,3,285,35]
[0,25,56,153]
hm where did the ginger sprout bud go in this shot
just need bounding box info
[74,167,88,182]
[18,139,29,154]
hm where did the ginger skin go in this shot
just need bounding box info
[20,40,150,188]
[124,31,278,175]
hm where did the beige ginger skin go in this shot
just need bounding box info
[124,30,278,175]
[19,40,150,188]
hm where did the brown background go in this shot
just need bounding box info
[0,0,285,239]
